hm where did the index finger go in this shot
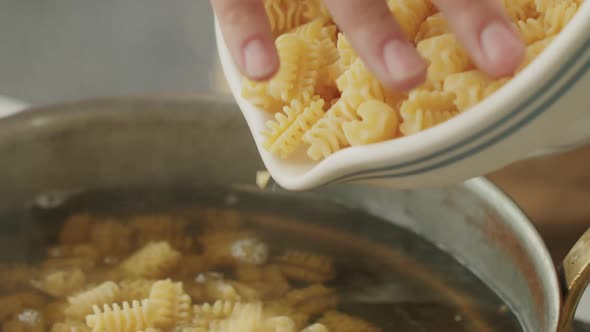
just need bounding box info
[432,0,525,77]
[211,0,279,81]
[323,0,428,91]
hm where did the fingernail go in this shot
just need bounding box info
[481,22,525,72]
[243,38,277,79]
[383,39,427,85]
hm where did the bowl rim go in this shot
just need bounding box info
[215,3,590,190]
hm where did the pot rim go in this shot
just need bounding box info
[466,177,561,330]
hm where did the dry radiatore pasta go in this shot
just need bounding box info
[242,78,284,113]
[415,13,449,42]
[264,0,326,36]
[518,36,556,71]
[268,33,321,104]
[262,98,326,158]
[543,1,579,35]
[326,33,357,82]
[303,59,386,160]
[535,0,558,12]
[443,71,508,111]
[292,18,337,43]
[416,33,472,86]
[342,100,399,146]
[499,0,538,21]
[399,89,459,136]
[386,0,435,40]
[517,18,548,45]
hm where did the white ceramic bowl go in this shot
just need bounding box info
[215,4,590,191]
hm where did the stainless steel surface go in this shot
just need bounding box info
[317,179,561,331]
[0,96,585,331]
[0,1,219,104]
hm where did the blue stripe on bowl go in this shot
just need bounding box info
[331,34,590,184]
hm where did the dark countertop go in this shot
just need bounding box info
[576,321,590,332]
[489,145,590,264]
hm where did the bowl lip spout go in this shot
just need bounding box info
[214,4,590,191]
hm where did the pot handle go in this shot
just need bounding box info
[558,228,590,332]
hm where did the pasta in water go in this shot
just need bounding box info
[0,210,385,331]
[64,281,121,319]
[240,0,583,161]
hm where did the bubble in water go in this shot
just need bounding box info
[34,190,78,208]
[231,238,269,265]
[18,309,42,325]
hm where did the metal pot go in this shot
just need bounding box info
[0,96,587,332]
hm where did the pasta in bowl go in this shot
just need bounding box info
[215,0,590,190]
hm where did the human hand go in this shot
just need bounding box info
[210,0,526,91]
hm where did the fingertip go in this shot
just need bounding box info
[480,22,526,77]
[242,37,279,81]
[383,39,428,90]
[211,0,278,81]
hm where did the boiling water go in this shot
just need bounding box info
[0,186,524,331]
